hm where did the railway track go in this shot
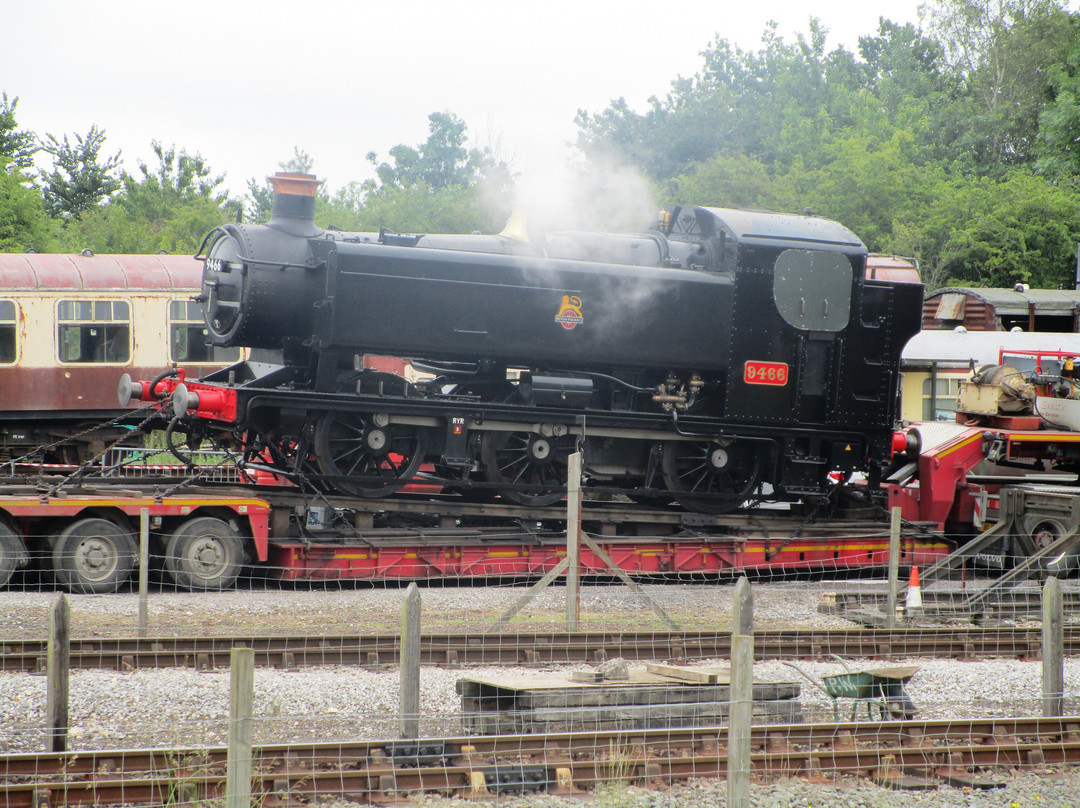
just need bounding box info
[821,588,1080,619]
[3,715,1079,806]
[3,627,1079,672]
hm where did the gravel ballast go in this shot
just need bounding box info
[2,581,1079,807]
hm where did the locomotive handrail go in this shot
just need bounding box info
[193,224,229,261]
[196,223,321,271]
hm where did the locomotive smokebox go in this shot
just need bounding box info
[267,172,322,237]
[199,172,326,350]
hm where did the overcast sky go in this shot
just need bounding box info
[5,0,935,199]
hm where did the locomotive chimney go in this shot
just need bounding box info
[267,172,323,237]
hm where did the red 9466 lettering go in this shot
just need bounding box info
[743,361,789,386]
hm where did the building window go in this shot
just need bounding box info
[169,300,241,364]
[57,299,130,363]
[0,300,16,364]
[922,376,963,421]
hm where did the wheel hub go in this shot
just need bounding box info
[708,446,730,470]
[76,539,115,578]
[363,427,389,454]
[528,436,552,462]
[192,538,224,570]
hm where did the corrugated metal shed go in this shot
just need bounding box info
[0,253,202,291]
[923,286,1080,331]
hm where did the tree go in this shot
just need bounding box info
[38,125,121,217]
[0,93,37,174]
[365,111,506,192]
[109,141,232,253]
[121,140,228,223]
[0,155,55,252]
[660,152,777,210]
[314,111,515,234]
[923,0,1076,171]
[576,19,895,180]
[891,169,1080,288]
[1034,19,1080,179]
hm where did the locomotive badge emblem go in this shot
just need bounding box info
[744,360,789,386]
[555,295,584,329]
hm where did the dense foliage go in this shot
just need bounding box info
[578,0,1080,289]
[5,0,1080,290]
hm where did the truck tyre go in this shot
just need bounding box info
[164,517,244,591]
[0,521,28,589]
[52,518,136,594]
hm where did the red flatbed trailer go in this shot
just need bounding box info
[0,475,952,591]
[265,529,950,582]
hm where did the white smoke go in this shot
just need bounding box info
[500,154,658,240]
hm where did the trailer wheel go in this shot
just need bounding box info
[165,517,243,591]
[52,518,136,594]
[0,521,28,589]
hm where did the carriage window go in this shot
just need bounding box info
[57,299,130,363]
[0,300,16,364]
[169,299,241,363]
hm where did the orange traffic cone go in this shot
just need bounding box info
[905,566,922,610]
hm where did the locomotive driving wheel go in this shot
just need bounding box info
[480,430,575,507]
[661,439,762,514]
[313,411,427,498]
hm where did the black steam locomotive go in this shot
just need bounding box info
[124,173,923,513]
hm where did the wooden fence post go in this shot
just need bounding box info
[1042,576,1064,717]
[886,507,902,628]
[566,452,582,631]
[226,647,254,808]
[728,577,753,808]
[400,582,422,738]
[46,593,69,753]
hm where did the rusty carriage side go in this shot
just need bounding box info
[0,252,243,463]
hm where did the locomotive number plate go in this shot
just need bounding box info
[743,360,789,386]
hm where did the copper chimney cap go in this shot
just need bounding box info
[268,172,322,197]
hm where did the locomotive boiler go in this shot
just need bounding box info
[124,172,923,513]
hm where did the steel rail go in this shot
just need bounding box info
[2,627,1079,672]
[2,716,1078,807]
[824,588,1080,614]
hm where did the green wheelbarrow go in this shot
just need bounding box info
[783,656,919,721]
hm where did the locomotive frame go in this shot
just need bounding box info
[129,173,923,514]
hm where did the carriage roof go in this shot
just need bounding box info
[0,253,202,292]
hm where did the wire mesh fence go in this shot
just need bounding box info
[2,559,1080,806]
[2,502,1080,807]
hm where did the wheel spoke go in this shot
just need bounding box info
[663,440,761,514]
[314,412,426,498]
[481,430,571,507]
